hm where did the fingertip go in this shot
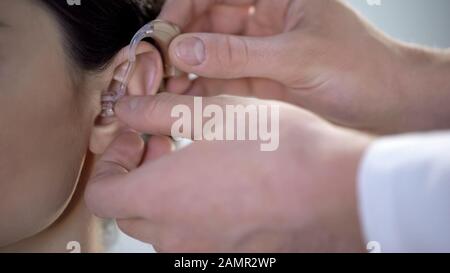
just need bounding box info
[171,35,206,67]
[166,76,193,94]
[115,96,141,115]
[96,131,146,177]
[115,96,152,129]
[158,0,193,29]
[114,131,146,155]
[145,136,175,161]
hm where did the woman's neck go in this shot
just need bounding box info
[0,154,103,253]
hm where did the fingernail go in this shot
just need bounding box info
[116,96,140,113]
[175,37,206,66]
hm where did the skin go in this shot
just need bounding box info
[85,0,450,252]
[162,0,450,134]
[0,0,165,252]
[2,0,448,253]
[86,95,372,252]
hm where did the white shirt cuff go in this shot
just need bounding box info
[358,132,450,252]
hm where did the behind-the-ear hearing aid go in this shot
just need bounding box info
[101,19,182,117]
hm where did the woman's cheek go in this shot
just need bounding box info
[0,0,97,247]
[0,90,90,247]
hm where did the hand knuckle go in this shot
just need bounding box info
[143,94,173,128]
[217,36,249,78]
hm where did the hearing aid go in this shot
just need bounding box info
[101,19,182,117]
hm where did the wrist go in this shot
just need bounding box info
[322,126,374,252]
[395,44,450,132]
[337,130,373,252]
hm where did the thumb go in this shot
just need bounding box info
[85,132,145,219]
[169,33,290,81]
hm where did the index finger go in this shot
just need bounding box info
[85,132,146,219]
[85,133,173,219]
[114,93,260,138]
[158,0,256,29]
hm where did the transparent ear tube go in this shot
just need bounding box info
[101,20,181,117]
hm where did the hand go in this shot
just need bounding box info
[85,93,372,252]
[160,0,450,134]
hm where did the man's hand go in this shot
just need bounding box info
[85,93,371,252]
[160,0,450,134]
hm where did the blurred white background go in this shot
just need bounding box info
[111,0,450,253]
[348,0,450,47]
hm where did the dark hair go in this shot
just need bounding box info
[39,0,164,72]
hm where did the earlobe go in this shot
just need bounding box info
[89,119,122,155]
[89,42,164,155]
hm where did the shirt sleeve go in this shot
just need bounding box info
[358,132,450,253]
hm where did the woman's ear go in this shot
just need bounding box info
[89,41,164,155]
